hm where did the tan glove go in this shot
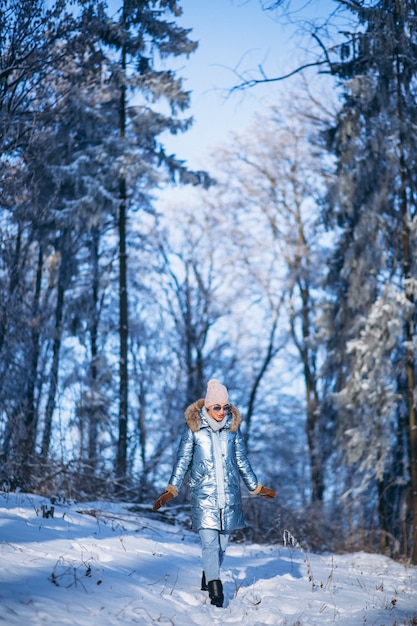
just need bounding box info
[258,486,276,499]
[152,485,178,511]
[250,483,276,499]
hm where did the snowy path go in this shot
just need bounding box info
[0,492,416,625]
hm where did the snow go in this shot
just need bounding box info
[1,492,416,625]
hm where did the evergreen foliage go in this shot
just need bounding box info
[320,0,417,562]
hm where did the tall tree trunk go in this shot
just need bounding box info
[137,379,147,498]
[116,40,129,483]
[244,304,281,449]
[22,244,43,464]
[290,280,323,504]
[400,204,417,564]
[377,476,388,554]
[396,43,417,564]
[41,236,67,458]
[87,227,100,475]
[0,225,22,356]
[400,166,417,565]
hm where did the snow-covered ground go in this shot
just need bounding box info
[0,492,416,625]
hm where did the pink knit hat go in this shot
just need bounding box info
[204,379,229,408]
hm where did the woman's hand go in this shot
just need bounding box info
[152,485,178,511]
[258,486,276,499]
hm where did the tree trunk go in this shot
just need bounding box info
[377,477,388,554]
[137,379,147,499]
[87,227,100,475]
[22,244,43,463]
[0,224,22,356]
[396,44,417,564]
[116,40,129,484]
[41,236,67,459]
[291,279,323,504]
[244,304,281,449]
[400,173,417,565]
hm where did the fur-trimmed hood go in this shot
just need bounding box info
[184,398,242,433]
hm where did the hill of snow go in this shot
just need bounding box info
[0,491,416,625]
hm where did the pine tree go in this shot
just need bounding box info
[0,0,89,484]
[87,0,205,486]
[322,0,417,562]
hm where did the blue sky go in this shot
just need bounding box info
[163,0,338,169]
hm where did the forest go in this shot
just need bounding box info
[1,0,417,566]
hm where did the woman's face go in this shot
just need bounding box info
[207,404,230,422]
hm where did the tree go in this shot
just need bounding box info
[0,0,206,493]
[89,0,209,485]
[320,0,417,562]
[156,205,232,407]
[251,0,417,561]
[208,97,330,504]
[0,0,92,483]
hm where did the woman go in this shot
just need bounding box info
[152,379,276,608]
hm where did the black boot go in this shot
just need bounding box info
[201,571,208,591]
[207,579,224,607]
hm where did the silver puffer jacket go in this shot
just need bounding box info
[168,399,260,531]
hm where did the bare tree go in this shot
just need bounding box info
[210,96,330,504]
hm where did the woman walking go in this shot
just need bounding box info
[152,379,276,607]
